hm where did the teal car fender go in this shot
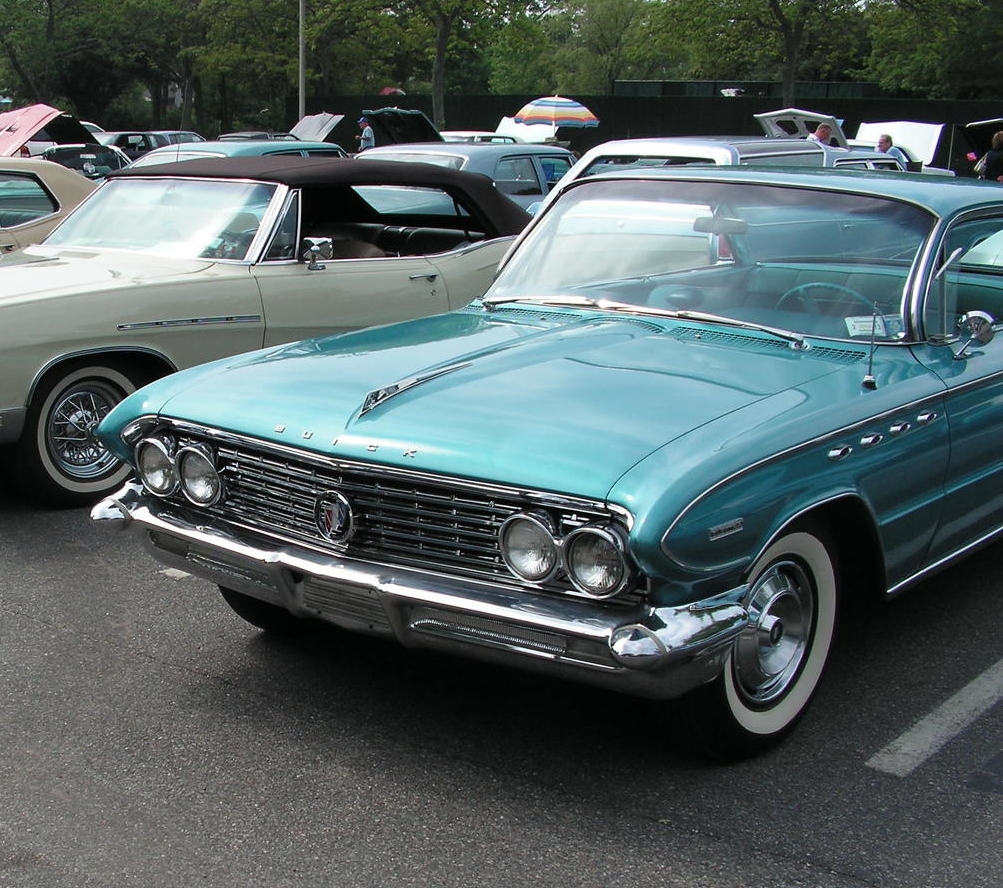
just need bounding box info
[611,342,951,604]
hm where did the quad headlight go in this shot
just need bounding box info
[134,436,222,505]
[177,445,222,505]
[564,525,631,598]
[499,512,560,582]
[135,438,178,496]
[498,512,633,599]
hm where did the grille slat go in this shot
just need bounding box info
[166,429,637,601]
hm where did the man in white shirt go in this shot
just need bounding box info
[876,133,909,167]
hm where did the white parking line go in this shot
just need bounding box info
[159,568,191,579]
[867,658,1003,777]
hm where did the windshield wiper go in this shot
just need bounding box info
[672,310,808,349]
[481,294,605,309]
[481,296,808,349]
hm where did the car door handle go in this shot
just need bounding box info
[409,272,438,282]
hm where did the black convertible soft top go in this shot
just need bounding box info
[110,155,531,235]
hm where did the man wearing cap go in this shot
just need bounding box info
[356,116,375,152]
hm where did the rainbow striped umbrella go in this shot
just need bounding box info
[513,95,599,128]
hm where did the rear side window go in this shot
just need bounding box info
[495,156,542,196]
[0,172,58,228]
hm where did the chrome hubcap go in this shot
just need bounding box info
[734,560,814,705]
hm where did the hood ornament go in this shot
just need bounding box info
[360,361,471,416]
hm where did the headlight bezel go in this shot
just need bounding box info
[563,524,633,599]
[498,510,562,583]
[498,510,635,599]
[177,444,223,506]
[134,436,179,497]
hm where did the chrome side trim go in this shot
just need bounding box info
[117,314,262,331]
[886,523,1003,598]
[661,388,946,562]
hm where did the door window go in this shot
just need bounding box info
[0,172,57,228]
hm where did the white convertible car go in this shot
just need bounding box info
[0,155,530,505]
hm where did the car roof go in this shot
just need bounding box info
[555,164,1003,217]
[132,139,347,163]
[364,142,573,157]
[109,155,531,231]
[0,154,101,190]
[576,134,882,156]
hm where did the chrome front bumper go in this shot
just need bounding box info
[93,482,749,700]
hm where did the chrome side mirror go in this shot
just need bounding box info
[954,310,996,360]
[300,236,334,270]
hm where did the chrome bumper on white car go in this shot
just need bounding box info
[93,482,749,700]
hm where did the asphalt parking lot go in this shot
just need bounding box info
[1,483,1000,887]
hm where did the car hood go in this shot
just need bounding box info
[755,107,848,147]
[963,118,1003,156]
[112,308,856,501]
[0,103,97,155]
[0,247,216,302]
[290,112,344,142]
[362,107,444,144]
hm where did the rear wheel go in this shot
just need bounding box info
[670,525,839,761]
[10,362,146,507]
[219,586,307,635]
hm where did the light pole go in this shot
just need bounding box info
[298,0,306,119]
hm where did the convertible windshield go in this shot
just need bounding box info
[43,177,277,260]
[487,178,936,341]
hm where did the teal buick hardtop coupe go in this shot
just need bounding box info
[92,166,1003,759]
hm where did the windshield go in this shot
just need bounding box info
[43,177,277,260]
[487,178,935,342]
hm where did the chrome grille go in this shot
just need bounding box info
[171,433,625,598]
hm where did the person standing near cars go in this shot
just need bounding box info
[807,123,833,144]
[356,117,375,152]
[876,134,909,167]
[981,131,1003,182]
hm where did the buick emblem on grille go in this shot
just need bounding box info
[314,492,355,543]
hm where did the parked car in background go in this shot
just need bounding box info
[218,111,346,145]
[544,135,906,209]
[356,107,443,148]
[41,143,132,179]
[130,138,348,168]
[92,165,1003,761]
[81,121,105,134]
[95,131,167,160]
[0,155,530,505]
[756,108,955,175]
[440,130,524,144]
[150,130,206,145]
[218,131,299,141]
[359,142,576,208]
[0,103,98,157]
[0,156,96,253]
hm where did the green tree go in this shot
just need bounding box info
[861,0,990,99]
[656,0,866,105]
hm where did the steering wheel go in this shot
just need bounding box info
[200,228,255,260]
[775,281,876,315]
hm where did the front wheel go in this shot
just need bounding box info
[10,362,145,507]
[670,525,839,762]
